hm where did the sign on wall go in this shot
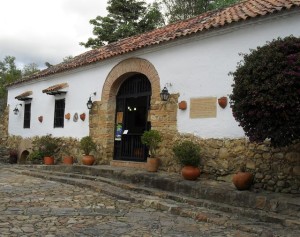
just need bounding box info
[190,97,217,118]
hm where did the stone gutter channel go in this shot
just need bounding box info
[4,165,300,235]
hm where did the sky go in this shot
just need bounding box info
[0,0,153,70]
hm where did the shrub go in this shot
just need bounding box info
[80,136,96,155]
[230,36,300,147]
[141,130,162,157]
[27,150,44,163]
[172,140,201,167]
[31,134,61,157]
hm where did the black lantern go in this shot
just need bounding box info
[86,97,93,110]
[13,104,22,115]
[160,87,170,101]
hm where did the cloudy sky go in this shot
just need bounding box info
[0,0,153,69]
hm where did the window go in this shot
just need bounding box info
[23,103,31,128]
[54,99,65,128]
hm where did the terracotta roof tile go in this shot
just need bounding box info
[15,91,32,100]
[9,0,300,87]
[42,83,68,93]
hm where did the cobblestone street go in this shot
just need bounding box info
[0,168,259,237]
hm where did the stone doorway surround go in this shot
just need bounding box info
[89,57,172,167]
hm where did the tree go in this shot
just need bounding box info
[80,0,164,49]
[22,63,40,77]
[161,0,240,23]
[0,56,21,112]
[229,36,300,147]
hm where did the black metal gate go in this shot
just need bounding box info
[113,74,151,162]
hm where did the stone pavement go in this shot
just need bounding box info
[1,165,300,237]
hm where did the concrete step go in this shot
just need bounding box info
[6,165,300,233]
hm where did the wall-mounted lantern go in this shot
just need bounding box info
[86,97,93,110]
[86,92,96,110]
[13,104,22,115]
[160,87,170,101]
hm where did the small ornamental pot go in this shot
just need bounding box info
[82,155,95,165]
[178,101,187,110]
[80,113,86,121]
[218,96,228,109]
[44,156,54,165]
[63,156,73,165]
[65,113,71,120]
[38,116,43,123]
[181,166,201,180]
[232,172,253,190]
[146,157,159,172]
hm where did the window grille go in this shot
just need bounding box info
[23,103,31,128]
[54,99,65,128]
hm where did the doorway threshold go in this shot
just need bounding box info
[110,160,147,169]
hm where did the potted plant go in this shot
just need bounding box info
[60,142,74,165]
[80,136,97,165]
[27,150,44,164]
[173,140,201,180]
[141,130,162,172]
[32,134,61,165]
[6,136,21,164]
[8,149,18,164]
[232,164,253,190]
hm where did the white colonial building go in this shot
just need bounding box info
[5,1,300,191]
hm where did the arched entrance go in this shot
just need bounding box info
[114,74,151,162]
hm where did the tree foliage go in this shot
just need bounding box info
[22,63,40,77]
[0,56,41,112]
[0,56,22,111]
[161,0,240,23]
[230,36,300,147]
[80,0,164,49]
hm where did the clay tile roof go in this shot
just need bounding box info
[42,83,68,94]
[8,0,300,87]
[15,91,33,100]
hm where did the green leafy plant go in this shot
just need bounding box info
[230,36,300,147]
[31,134,61,157]
[141,130,162,157]
[173,140,201,167]
[27,150,44,163]
[80,136,97,155]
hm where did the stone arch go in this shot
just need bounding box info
[19,150,29,164]
[90,58,162,163]
[101,57,161,102]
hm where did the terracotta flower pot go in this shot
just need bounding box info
[232,172,253,190]
[44,156,54,165]
[63,156,73,165]
[146,157,159,172]
[181,166,201,180]
[82,155,95,165]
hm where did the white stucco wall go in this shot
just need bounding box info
[146,11,300,138]
[7,10,300,139]
[7,64,114,138]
